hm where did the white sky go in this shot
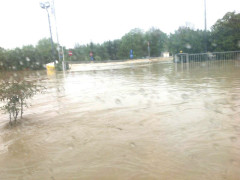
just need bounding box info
[0,0,239,49]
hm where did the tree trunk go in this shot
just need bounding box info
[9,113,12,125]
[20,99,23,118]
[14,109,19,123]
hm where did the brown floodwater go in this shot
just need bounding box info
[0,60,240,180]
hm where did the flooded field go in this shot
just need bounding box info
[0,60,240,180]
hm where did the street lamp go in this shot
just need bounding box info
[51,0,63,68]
[204,0,207,52]
[147,41,150,58]
[40,1,55,63]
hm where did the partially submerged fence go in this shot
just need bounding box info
[174,51,240,63]
[174,51,240,72]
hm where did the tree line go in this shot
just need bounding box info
[0,11,239,70]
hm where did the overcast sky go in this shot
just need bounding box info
[0,0,239,49]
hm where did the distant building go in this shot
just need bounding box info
[162,52,170,57]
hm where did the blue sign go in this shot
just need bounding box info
[130,49,133,59]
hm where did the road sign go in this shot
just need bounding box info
[130,49,133,59]
[89,52,93,57]
[130,49,133,55]
[68,50,73,56]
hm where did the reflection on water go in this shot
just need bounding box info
[0,60,240,180]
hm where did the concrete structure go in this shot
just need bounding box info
[162,52,170,58]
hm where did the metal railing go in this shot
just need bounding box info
[174,51,240,72]
[174,51,240,63]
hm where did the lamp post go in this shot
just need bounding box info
[40,1,55,64]
[204,0,207,52]
[147,41,150,58]
[51,0,64,69]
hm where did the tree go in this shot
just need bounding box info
[36,38,58,65]
[169,26,210,54]
[117,28,145,59]
[0,75,45,125]
[5,48,26,70]
[211,11,240,51]
[0,47,7,70]
[0,38,59,71]
[21,45,42,70]
[145,27,168,57]
[72,44,87,61]
[112,40,121,60]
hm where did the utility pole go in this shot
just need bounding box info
[204,0,208,52]
[148,41,150,58]
[40,2,55,64]
[51,0,61,63]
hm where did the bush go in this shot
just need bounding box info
[94,56,102,61]
[0,77,45,125]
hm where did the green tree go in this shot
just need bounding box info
[211,11,240,51]
[105,39,122,60]
[145,27,168,57]
[0,38,58,71]
[35,38,58,65]
[22,45,42,70]
[0,47,7,70]
[169,27,210,54]
[95,43,109,60]
[117,28,145,59]
[73,43,93,61]
[112,40,121,60]
[0,75,44,125]
[5,48,25,70]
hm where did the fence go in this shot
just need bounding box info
[174,51,240,72]
[174,51,240,63]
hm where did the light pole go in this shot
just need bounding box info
[40,1,55,64]
[204,0,207,52]
[147,41,150,58]
[51,0,63,67]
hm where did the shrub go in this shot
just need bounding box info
[0,77,45,125]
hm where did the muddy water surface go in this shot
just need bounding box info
[0,60,240,180]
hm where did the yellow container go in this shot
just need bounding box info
[46,62,55,71]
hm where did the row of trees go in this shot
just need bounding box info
[0,38,58,70]
[0,11,239,70]
[169,11,240,54]
[72,28,168,61]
